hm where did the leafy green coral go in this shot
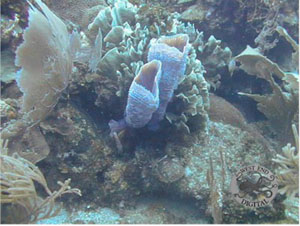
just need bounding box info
[167,45,209,134]
[164,21,231,134]
[85,1,150,101]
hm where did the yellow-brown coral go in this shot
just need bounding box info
[272,124,299,198]
[0,150,81,223]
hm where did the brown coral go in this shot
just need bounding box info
[0,152,81,223]
[272,124,299,198]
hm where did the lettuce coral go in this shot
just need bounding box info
[86,2,149,100]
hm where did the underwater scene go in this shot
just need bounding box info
[0,0,299,224]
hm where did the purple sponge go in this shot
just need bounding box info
[147,34,190,129]
[109,60,162,135]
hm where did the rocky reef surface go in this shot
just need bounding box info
[0,0,298,224]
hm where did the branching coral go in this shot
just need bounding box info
[0,150,81,223]
[272,124,299,198]
[276,26,299,73]
[272,124,299,222]
[232,28,299,144]
[274,143,299,197]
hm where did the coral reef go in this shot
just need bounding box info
[0,98,18,120]
[84,1,149,104]
[7,126,50,164]
[14,0,77,126]
[1,0,298,224]
[128,121,284,223]
[34,103,117,205]
[179,0,298,52]
[152,156,185,183]
[0,0,31,28]
[69,0,213,135]
[208,93,276,154]
[167,59,209,134]
[274,142,299,197]
[164,22,231,134]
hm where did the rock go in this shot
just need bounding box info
[180,4,206,22]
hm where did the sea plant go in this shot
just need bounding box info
[0,139,81,223]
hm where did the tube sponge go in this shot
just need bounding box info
[125,60,162,128]
[147,34,190,128]
[109,60,162,134]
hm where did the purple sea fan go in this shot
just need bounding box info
[147,34,191,129]
[109,60,162,135]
